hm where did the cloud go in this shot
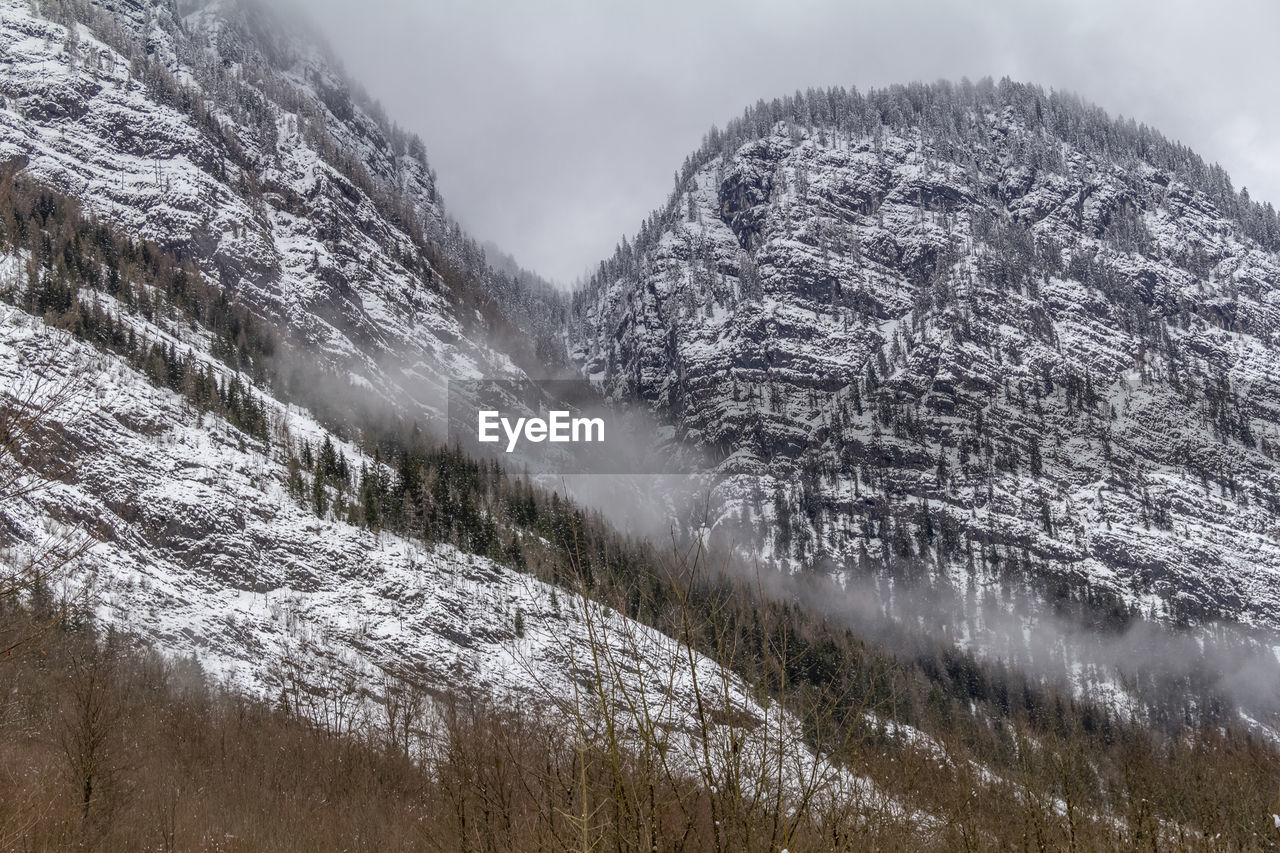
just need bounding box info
[283,0,1280,283]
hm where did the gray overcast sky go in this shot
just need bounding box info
[290,0,1280,285]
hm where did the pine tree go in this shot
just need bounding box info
[311,471,328,518]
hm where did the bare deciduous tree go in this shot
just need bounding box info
[58,634,123,839]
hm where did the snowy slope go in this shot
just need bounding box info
[0,0,536,415]
[0,298,889,805]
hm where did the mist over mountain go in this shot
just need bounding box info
[1,0,1279,848]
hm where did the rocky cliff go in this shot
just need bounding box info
[570,80,1280,630]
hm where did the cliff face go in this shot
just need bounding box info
[0,0,564,410]
[570,81,1280,628]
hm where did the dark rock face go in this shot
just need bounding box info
[570,83,1280,629]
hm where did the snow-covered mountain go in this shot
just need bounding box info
[0,0,563,415]
[570,80,1280,631]
[4,0,1280,840]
